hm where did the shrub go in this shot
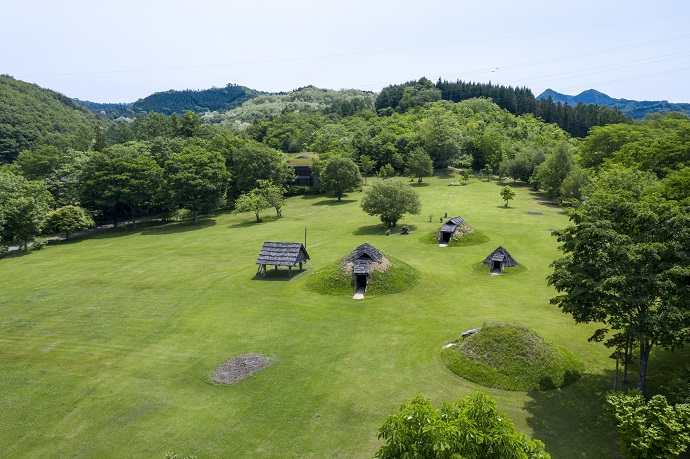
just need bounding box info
[32,237,49,250]
[400,225,409,235]
[172,209,194,221]
[0,244,8,257]
[385,229,390,236]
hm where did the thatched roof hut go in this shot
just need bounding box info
[439,216,467,244]
[483,246,518,273]
[256,241,309,277]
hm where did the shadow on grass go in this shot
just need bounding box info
[524,371,623,458]
[352,224,419,236]
[229,215,279,229]
[137,219,217,236]
[311,198,357,206]
[410,182,431,187]
[251,268,309,281]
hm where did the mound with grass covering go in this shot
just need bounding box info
[306,254,419,296]
[441,322,583,390]
[421,227,490,247]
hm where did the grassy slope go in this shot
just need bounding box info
[3,174,684,458]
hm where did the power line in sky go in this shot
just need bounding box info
[18,12,690,80]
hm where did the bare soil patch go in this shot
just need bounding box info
[213,353,270,384]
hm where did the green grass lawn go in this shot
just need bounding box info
[1,173,685,458]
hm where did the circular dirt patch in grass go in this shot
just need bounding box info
[306,255,419,296]
[441,322,583,391]
[213,353,270,384]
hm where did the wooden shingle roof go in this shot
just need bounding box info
[482,246,518,268]
[440,216,466,233]
[353,259,371,275]
[347,243,382,263]
[256,242,309,267]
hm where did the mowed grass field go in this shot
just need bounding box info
[2,173,684,458]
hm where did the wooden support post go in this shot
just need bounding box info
[299,262,303,270]
[288,266,292,277]
[263,265,267,277]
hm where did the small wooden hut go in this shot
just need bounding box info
[256,241,310,277]
[438,216,467,244]
[347,243,383,293]
[483,246,518,274]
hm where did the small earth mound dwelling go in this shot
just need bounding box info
[256,241,310,277]
[346,243,383,294]
[438,216,467,244]
[483,246,517,274]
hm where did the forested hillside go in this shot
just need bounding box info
[0,75,104,162]
[205,86,376,129]
[375,78,632,138]
[538,88,690,119]
[75,83,262,119]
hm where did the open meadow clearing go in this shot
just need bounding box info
[2,173,687,458]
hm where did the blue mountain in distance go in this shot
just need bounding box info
[537,88,690,119]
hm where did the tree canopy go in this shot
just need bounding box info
[548,182,690,394]
[360,179,421,227]
[318,156,362,201]
[374,393,550,459]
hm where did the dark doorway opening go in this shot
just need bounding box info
[356,274,368,291]
[492,260,502,273]
[440,232,451,243]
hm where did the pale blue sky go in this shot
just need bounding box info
[2,0,689,103]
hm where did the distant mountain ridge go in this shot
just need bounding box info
[76,83,263,119]
[537,88,690,119]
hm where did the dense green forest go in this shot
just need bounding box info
[0,75,104,162]
[76,83,262,119]
[375,78,632,138]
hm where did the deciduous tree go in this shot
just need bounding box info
[319,156,362,201]
[374,393,550,459]
[234,190,270,222]
[360,179,421,227]
[549,188,690,394]
[42,205,94,239]
[606,391,690,459]
[165,147,230,223]
[0,171,53,250]
[405,148,434,183]
[500,185,516,207]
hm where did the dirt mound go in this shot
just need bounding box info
[213,353,270,384]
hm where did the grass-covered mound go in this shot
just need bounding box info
[421,228,490,246]
[306,255,419,296]
[441,322,584,391]
[471,261,528,276]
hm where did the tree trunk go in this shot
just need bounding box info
[637,339,652,395]
[193,208,198,224]
[623,336,632,385]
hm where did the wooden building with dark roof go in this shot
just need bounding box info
[347,243,383,293]
[439,216,467,244]
[483,246,518,274]
[256,241,310,277]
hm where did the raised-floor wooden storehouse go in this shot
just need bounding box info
[256,241,310,277]
[439,216,467,244]
[483,246,518,274]
[347,243,383,293]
